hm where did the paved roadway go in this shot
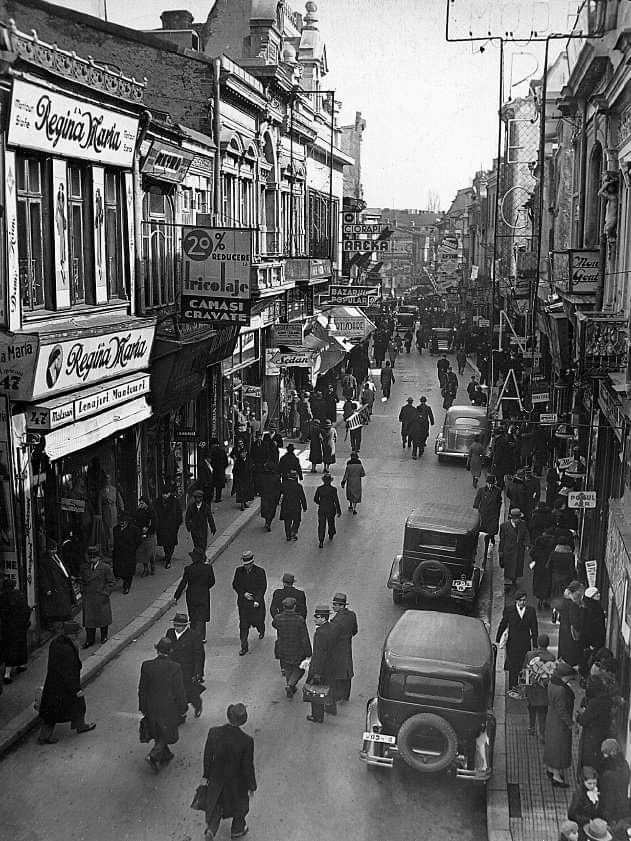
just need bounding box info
[0,350,487,841]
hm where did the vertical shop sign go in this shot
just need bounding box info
[0,395,18,583]
[4,149,19,330]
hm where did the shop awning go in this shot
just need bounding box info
[317,348,346,378]
[44,396,152,461]
[538,310,570,369]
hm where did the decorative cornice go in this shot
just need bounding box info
[4,19,145,104]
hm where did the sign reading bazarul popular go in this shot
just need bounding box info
[181,227,252,325]
[8,79,138,168]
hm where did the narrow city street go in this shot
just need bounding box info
[0,351,487,841]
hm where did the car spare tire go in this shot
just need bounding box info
[412,560,453,599]
[397,713,458,773]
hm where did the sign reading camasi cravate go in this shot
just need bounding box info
[8,80,138,168]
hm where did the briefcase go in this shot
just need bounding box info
[302,682,332,705]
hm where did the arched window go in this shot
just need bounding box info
[141,185,175,310]
[584,143,602,248]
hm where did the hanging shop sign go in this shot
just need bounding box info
[271,323,304,347]
[141,140,194,184]
[569,249,599,293]
[540,413,558,424]
[8,79,138,168]
[584,560,598,589]
[242,385,261,398]
[0,334,39,400]
[265,349,316,374]
[568,490,596,509]
[328,286,380,307]
[181,227,252,326]
[531,391,549,404]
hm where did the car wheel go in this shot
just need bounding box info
[397,713,458,774]
[412,560,453,599]
[392,589,404,605]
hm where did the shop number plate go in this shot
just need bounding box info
[363,732,396,744]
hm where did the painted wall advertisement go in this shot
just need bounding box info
[8,79,138,167]
[181,227,252,325]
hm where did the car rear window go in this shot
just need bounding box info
[453,417,482,427]
[389,673,465,703]
[412,530,458,552]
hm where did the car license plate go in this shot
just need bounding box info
[454,580,472,592]
[363,732,396,744]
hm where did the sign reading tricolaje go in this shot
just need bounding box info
[8,80,138,168]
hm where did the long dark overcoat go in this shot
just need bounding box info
[112,522,142,579]
[600,754,631,823]
[209,445,229,490]
[496,604,538,677]
[174,560,215,624]
[38,551,76,622]
[309,424,323,465]
[81,561,115,627]
[232,565,267,629]
[307,620,338,686]
[543,675,575,770]
[279,479,307,522]
[153,496,182,552]
[165,626,205,705]
[232,456,255,504]
[473,486,502,536]
[272,610,312,665]
[557,598,585,667]
[269,585,307,619]
[529,507,554,543]
[330,608,358,680]
[259,470,281,523]
[185,501,216,551]
[498,520,530,580]
[39,635,86,724]
[530,533,555,602]
[203,723,257,820]
[0,586,30,666]
[577,693,613,769]
[138,656,187,744]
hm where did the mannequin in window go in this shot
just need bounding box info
[97,474,124,555]
[598,173,619,241]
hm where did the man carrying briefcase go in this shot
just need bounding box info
[305,605,337,724]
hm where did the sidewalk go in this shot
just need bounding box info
[488,485,580,841]
[0,436,324,757]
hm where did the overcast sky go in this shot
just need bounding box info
[55,0,571,211]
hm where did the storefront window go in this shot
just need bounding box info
[141,185,176,310]
[308,188,338,259]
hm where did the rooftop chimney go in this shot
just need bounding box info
[160,9,194,30]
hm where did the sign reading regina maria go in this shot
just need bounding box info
[181,227,252,326]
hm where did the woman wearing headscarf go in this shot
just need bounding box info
[134,495,157,577]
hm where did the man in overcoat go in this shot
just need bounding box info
[203,703,256,840]
[306,605,338,723]
[495,591,538,697]
[279,470,307,541]
[138,636,187,772]
[398,397,417,449]
[112,513,142,594]
[38,538,76,626]
[272,597,312,698]
[0,576,31,683]
[174,547,216,642]
[313,474,342,548]
[278,443,303,480]
[166,612,205,718]
[330,592,358,702]
[209,438,229,503]
[38,621,96,744]
[185,488,217,552]
[269,572,307,619]
[153,487,182,569]
[416,396,434,453]
[232,551,267,656]
[499,508,530,589]
[258,463,281,532]
[80,546,116,647]
[473,474,503,560]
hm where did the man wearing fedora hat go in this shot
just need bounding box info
[166,612,205,718]
[232,552,267,656]
[278,470,308,542]
[138,637,187,773]
[313,474,342,548]
[583,818,612,841]
[330,593,358,702]
[499,508,530,590]
[185,489,217,553]
[174,547,216,643]
[112,513,142,594]
[306,605,338,723]
[80,545,116,648]
[202,703,257,840]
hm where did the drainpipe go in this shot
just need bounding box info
[577,100,588,248]
[213,58,222,225]
[133,109,152,315]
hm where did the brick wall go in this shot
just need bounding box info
[1,0,214,133]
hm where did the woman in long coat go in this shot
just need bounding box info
[557,583,585,668]
[258,463,281,531]
[112,514,142,593]
[320,420,337,472]
[134,496,157,577]
[548,539,576,623]
[0,577,31,681]
[38,624,91,738]
[577,679,613,770]
[543,661,576,784]
[531,527,555,608]
[341,453,366,515]
[80,549,116,646]
[309,419,323,473]
[232,450,254,511]
[529,503,554,542]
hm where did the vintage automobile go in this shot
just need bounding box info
[360,610,496,779]
[434,404,491,462]
[387,503,486,609]
[429,327,453,354]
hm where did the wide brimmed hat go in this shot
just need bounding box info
[583,819,612,841]
[332,592,347,605]
[172,612,189,626]
[241,551,255,564]
[509,508,523,520]
[227,703,248,726]
[314,604,330,617]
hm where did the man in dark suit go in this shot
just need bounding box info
[269,572,307,619]
[185,489,217,552]
[203,703,256,840]
[166,612,205,718]
[306,605,338,723]
[232,551,267,656]
[313,474,342,548]
[330,592,358,702]
[278,443,303,480]
[278,470,308,541]
[495,591,539,698]
[174,548,216,642]
[138,637,187,772]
